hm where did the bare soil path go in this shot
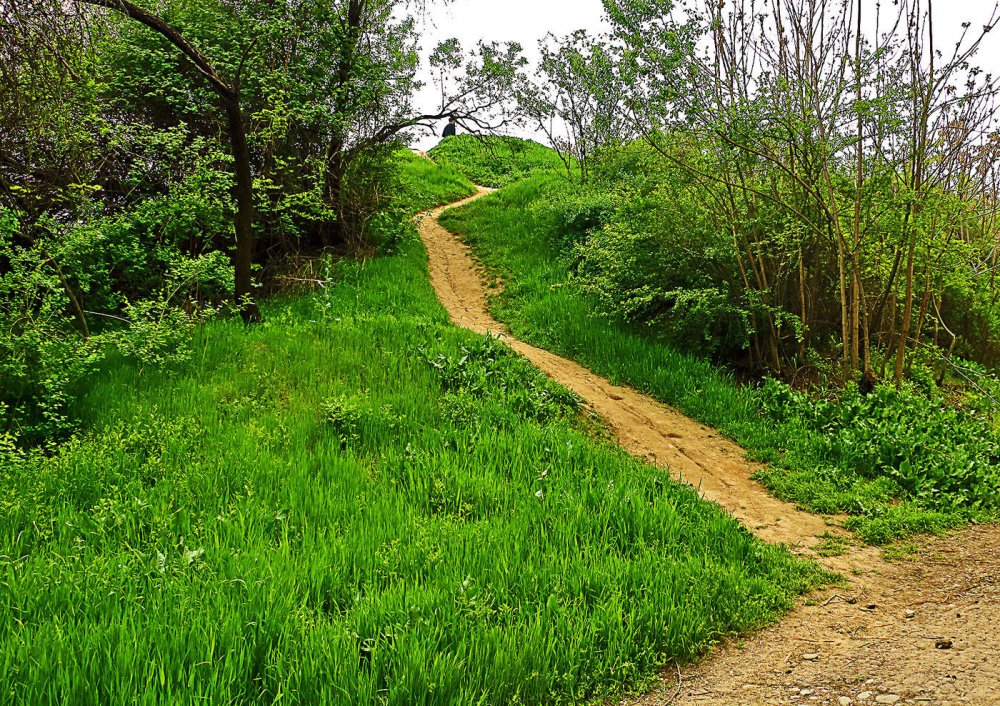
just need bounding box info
[418,191,1000,706]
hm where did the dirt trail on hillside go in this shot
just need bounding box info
[634,525,1000,706]
[420,190,870,570]
[419,190,1000,706]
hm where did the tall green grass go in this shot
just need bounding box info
[428,135,574,188]
[0,228,827,703]
[439,173,988,544]
[393,149,477,213]
[438,174,758,433]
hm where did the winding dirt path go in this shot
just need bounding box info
[420,190,864,567]
[418,190,1000,706]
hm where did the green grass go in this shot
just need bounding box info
[428,135,574,188]
[0,225,828,703]
[393,149,477,213]
[438,172,989,544]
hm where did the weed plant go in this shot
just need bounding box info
[0,229,827,703]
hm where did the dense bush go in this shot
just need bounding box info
[518,148,800,360]
[0,201,232,445]
[759,380,1000,516]
[546,191,616,257]
[426,332,580,426]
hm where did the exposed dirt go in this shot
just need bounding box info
[632,526,1000,706]
[418,192,1000,706]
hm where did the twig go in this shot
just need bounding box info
[83,309,130,324]
[277,276,327,286]
[822,593,854,607]
[663,663,683,705]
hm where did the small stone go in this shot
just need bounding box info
[935,638,954,649]
[904,609,916,619]
[801,689,815,696]
[802,653,820,661]
[875,696,901,705]
[863,603,878,611]
[839,698,853,706]
[857,693,873,702]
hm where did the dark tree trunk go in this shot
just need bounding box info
[225,99,261,324]
[324,142,347,247]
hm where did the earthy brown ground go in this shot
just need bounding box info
[418,192,1000,706]
[632,525,1000,706]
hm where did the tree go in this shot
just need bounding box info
[522,30,633,182]
[5,0,526,324]
[598,0,1000,378]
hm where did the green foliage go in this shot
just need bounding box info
[597,0,1000,378]
[756,379,999,540]
[427,332,580,426]
[0,234,827,704]
[548,191,616,256]
[574,144,809,357]
[0,197,232,446]
[523,29,634,182]
[428,135,572,188]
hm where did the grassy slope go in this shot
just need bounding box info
[439,173,977,545]
[0,158,827,705]
[429,135,573,188]
[393,149,477,212]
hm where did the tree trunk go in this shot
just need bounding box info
[81,0,263,324]
[894,241,916,383]
[225,100,261,324]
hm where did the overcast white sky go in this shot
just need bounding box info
[409,0,1000,150]
[409,0,608,148]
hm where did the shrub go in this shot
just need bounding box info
[426,333,580,425]
[548,191,616,257]
[757,377,1000,518]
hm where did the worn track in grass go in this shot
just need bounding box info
[419,190,870,571]
[419,190,1000,706]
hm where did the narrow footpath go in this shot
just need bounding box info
[418,191,1000,706]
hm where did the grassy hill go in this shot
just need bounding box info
[438,150,1000,545]
[0,155,827,705]
[428,135,574,188]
